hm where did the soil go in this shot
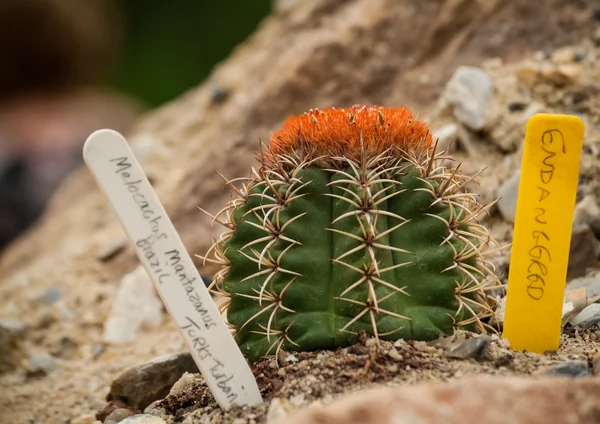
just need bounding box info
[151,329,600,423]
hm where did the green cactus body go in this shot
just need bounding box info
[203,106,499,361]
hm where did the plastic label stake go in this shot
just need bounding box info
[83,129,263,408]
[503,114,584,353]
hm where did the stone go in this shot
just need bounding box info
[143,400,167,417]
[497,171,520,222]
[432,123,458,152]
[273,376,600,424]
[0,317,27,372]
[551,46,577,64]
[107,352,199,410]
[447,336,492,361]
[572,304,600,329]
[26,353,56,376]
[441,66,492,131]
[119,415,166,424]
[557,64,582,84]
[97,238,127,262]
[572,195,600,236]
[542,361,590,378]
[516,62,539,85]
[593,352,600,376]
[41,287,64,303]
[267,398,295,423]
[567,224,600,280]
[168,371,197,396]
[103,266,163,344]
[562,287,588,325]
[568,275,600,304]
[105,408,134,423]
[70,413,97,424]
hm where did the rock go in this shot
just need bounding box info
[274,376,600,424]
[119,415,166,424]
[168,371,197,396]
[447,336,492,361]
[568,275,600,304]
[455,124,479,158]
[593,352,600,376]
[551,46,577,64]
[543,361,590,378]
[70,413,97,424]
[97,238,127,262]
[539,62,582,85]
[573,195,600,236]
[557,64,582,84]
[103,266,163,344]
[441,66,492,131]
[142,400,167,417]
[516,62,539,85]
[562,287,588,325]
[290,393,306,407]
[26,353,56,376]
[105,408,134,423]
[497,171,520,222]
[0,317,27,373]
[107,352,199,411]
[92,343,106,359]
[572,304,600,329]
[567,224,600,280]
[432,123,458,152]
[41,286,64,303]
[267,398,295,423]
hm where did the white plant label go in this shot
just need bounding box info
[83,129,263,409]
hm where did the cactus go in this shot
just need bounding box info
[200,105,501,361]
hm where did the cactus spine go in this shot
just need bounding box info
[200,105,501,361]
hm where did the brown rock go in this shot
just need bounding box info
[568,224,600,280]
[551,46,577,64]
[107,352,198,411]
[275,376,600,424]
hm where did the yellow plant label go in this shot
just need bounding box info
[503,113,584,353]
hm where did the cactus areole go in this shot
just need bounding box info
[201,105,500,361]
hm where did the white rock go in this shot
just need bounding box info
[497,171,521,222]
[442,66,492,130]
[103,266,163,344]
[432,123,458,152]
[267,398,294,423]
[169,371,197,396]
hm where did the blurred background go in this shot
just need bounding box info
[0,0,272,250]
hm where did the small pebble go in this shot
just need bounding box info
[119,415,167,424]
[70,413,97,424]
[105,408,134,423]
[41,287,64,303]
[387,347,403,361]
[447,336,492,361]
[26,353,56,376]
[92,343,106,359]
[290,393,306,406]
[543,361,590,378]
